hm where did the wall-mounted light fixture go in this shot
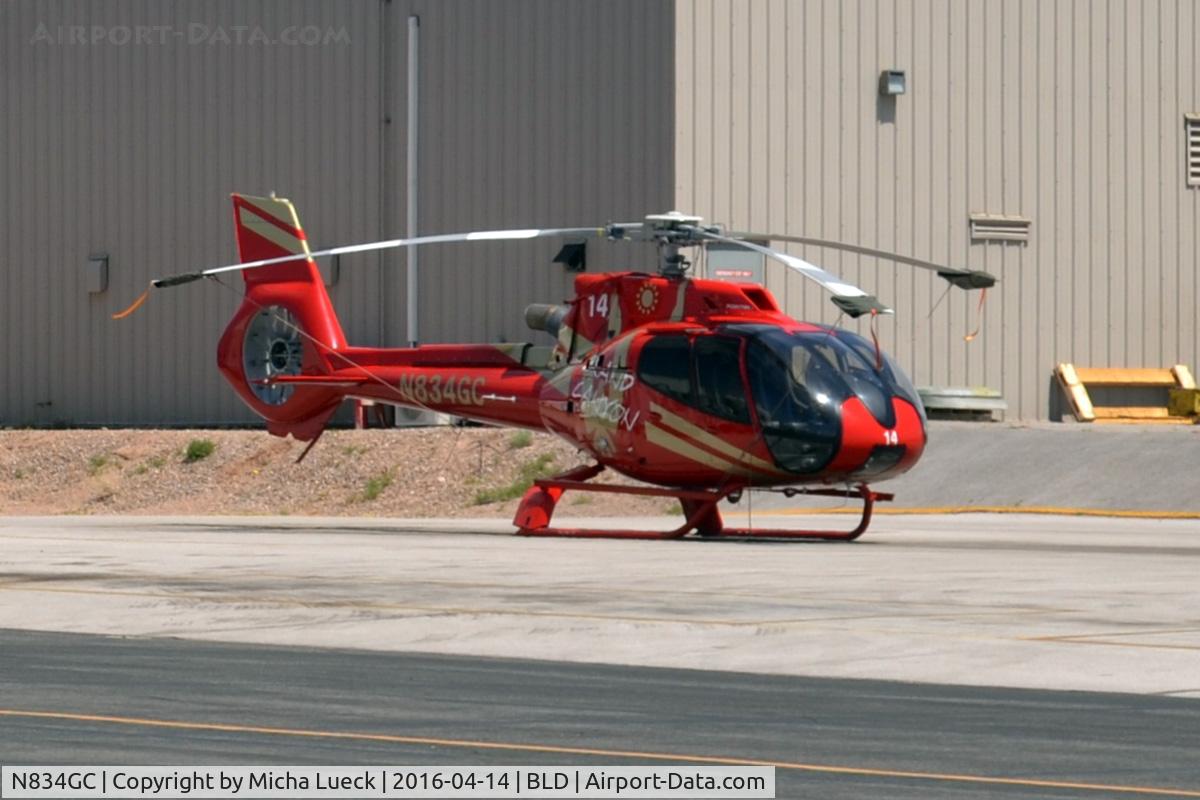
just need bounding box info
[879,69,907,96]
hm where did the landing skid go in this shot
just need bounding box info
[513,465,892,541]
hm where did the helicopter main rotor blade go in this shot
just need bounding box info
[151,225,641,288]
[686,227,892,318]
[725,231,997,290]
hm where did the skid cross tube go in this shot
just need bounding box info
[513,467,892,541]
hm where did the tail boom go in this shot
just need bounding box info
[268,346,552,430]
[218,194,555,438]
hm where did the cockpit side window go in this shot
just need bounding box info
[637,335,693,405]
[693,336,750,424]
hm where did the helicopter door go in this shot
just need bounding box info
[692,336,751,426]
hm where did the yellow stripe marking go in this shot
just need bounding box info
[771,505,1200,520]
[1021,629,1200,652]
[0,709,1196,796]
[1044,640,1200,653]
[265,196,312,251]
[645,423,757,477]
[1034,627,1200,641]
[239,194,301,229]
[650,403,785,476]
[237,206,306,256]
[669,279,688,321]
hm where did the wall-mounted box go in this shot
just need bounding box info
[879,69,907,96]
[86,254,108,294]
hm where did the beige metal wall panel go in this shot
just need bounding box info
[1,0,384,425]
[1,0,673,425]
[379,0,674,347]
[675,0,1200,419]
[13,0,1196,427]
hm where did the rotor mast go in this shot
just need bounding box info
[644,211,706,278]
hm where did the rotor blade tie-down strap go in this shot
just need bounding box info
[869,309,883,370]
[112,273,208,320]
[963,287,989,342]
[110,282,155,320]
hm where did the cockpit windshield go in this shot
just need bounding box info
[740,327,914,473]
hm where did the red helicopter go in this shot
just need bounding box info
[126,193,994,540]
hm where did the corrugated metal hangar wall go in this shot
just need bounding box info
[676,0,1200,420]
[2,0,1197,425]
[0,0,673,425]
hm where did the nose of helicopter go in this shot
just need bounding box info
[835,396,927,480]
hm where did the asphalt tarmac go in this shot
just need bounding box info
[2,515,1198,695]
[1,515,1198,799]
[2,629,1199,799]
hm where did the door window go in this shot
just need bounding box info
[637,335,693,405]
[692,336,750,424]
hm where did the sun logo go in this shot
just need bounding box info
[635,282,660,315]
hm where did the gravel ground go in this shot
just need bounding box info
[0,427,672,518]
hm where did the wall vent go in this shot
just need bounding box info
[969,213,1031,243]
[1186,114,1200,187]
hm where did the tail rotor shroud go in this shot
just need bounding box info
[243,305,305,406]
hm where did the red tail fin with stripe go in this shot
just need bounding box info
[217,194,347,440]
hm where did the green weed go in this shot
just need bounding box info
[361,470,394,501]
[472,454,557,505]
[184,439,216,463]
[507,430,533,449]
[134,454,167,476]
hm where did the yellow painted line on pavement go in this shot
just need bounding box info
[0,709,1197,797]
[771,505,1200,520]
[1054,640,1200,652]
[1031,627,1200,641]
[1022,634,1200,653]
